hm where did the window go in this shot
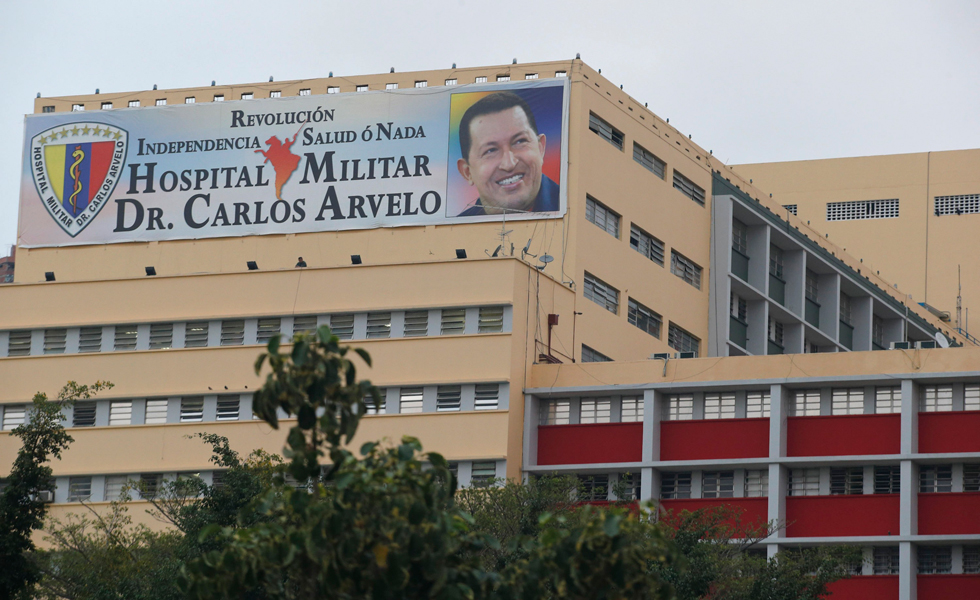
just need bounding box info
[805,270,819,302]
[385,83,398,90]
[919,465,952,493]
[327,86,339,94]
[588,113,624,150]
[299,88,311,96]
[965,546,980,574]
[832,388,864,415]
[109,401,132,426]
[539,400,570,425]
[768,318,784,347]
[745,470,769,497]
[7,330,31,356]
[101,101,113,109]
[673,170,705,205]
[68,477,92,502]
[632,143,666,179]
[788,468,820,496]
[269,91,281,98]
[213,94,224,102]
[470,461,497,487]
[329,314,354,340]
[399,387,423,414]
[496,75,510,82]
[364,389,386,415]
[414,80,427,88]
[2,405,26,430]
[704,392,735,419]
[875,387,901,414]
[114,325,138,351]
[436,386,461,412]
[731,293,747,321]
[874,466,901,494]
[356,85,369,92]
[474,384,500,410]
[830,467,863,495]
[216,396,240,421]
[746,391,770,418]
[664,394,693,421]
[583,272,619,314]
[627,298,662,338]
[474,76,487,83]
[935,194,980,216]
[732,219,748,254]
[581,345,612,363]
[76,326,101,353]
[621,397,643,422]
[440,309,466,335]
[139,474,162,499]
[667,324,699,356]
[155,99,166,106]
[966,384,980,410]
[403,311,428,337]
[964,464,980,492]
[783,204,798,216]
[702,471,735,498]
[42,105,55,112]
[660,472,692,499]
[629,224,665,266]
[555,70,567,78]
[873,547,900,575]
[769,245,784,280]
[580,398,611,424]
[72,402,96,427]
[220,320,245,345]
[478,306,504,333]
[827,199,899,221]
[292,315,318,337]
[670,251,702,289]
[839,293,852,325]
[365,312,391,339]
[255,318,281,344]
[128,99,140,107]
[104,475,129,501]
[184,97,195,104]
[917,546,952,574]
[794,390,821,416]
[72,103,85,111]
[44,329,66,354]
[618,472,641,501]
[525,73,538,80]
[585,196,620,238]
[146,322,174,350]
[144,400,168,424]
[184,321,209,347]
[921,385,953,412]
[444,78,457,86]
[180,397,204,422]
[241,93,253,100]
[578,474,608,501]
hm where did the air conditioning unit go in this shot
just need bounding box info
[36,490,54,503]
[915,340,938,349]
[890,341,913,350]
[674,352,697,359]
[650,353,671,360]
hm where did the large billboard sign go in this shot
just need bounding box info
[18,79,569,248]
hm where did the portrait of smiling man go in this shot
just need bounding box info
[454,91,560,216]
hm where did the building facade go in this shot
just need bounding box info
[1,59,977,599]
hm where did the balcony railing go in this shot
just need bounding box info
[769,274,785,305]
[839,321,854,350]
[805,298,820,328]
[731,249,749,282]
[729,317,748,348]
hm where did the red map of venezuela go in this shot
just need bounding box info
[255,133,300,200]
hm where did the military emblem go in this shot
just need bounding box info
[30,122,128,237]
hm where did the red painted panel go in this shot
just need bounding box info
[786,495,900,537]
[787,414,900,457]
[823,576,899,600]
[659,497,769,535]
[660,418,769,461]
[537,423,643,465]
[918,492,980,535]
[918,574,980,599]
[920,411,980,454]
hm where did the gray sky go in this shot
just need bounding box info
[2,0,978,252]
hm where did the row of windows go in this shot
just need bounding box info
[660,469,769,499]
[583,272,700,355]
[773,194,978,219]
[1,306,507,357]
[786,466,902,496]
[365,383,504,414]
[49,71,572,113]
[539,397,644,425]
[663,391,771,420]
[826,199,900,221]
[588,112,705,205]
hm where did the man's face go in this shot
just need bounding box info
[457,106,547,213]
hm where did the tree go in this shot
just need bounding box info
[0,380,111,599]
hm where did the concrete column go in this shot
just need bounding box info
[863,465,876,495]
[0,331,8,357]
[136,324,151,351]
[692,391,705,420]
[642,389,660,462]
[901,460,918,537]
[243,319,258,345]
[457,461,472,488]
[132,399,146,425]
[352,314,367,340]
[497,383,510,410]
[202,395,218,422]
[30,329,43,355]
[421,386,437,413]
[207,320,222,347]
[390,311,405,338]
[641,467,655,502]
[523,394,538,468]
[464,307,480,335]
[952,545,964,574]
[901,379,919,455]
[101,326,113,351]
[65,328,80,354]
[94,400,110,427]
[900,541,916,600]
[172,322,186,349]
[769,384,789,459]
[733,469,746,498]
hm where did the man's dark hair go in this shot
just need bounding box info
[459,91,538,160]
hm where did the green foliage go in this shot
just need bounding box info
[0,380,111,599]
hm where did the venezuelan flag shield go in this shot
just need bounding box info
[43,141,117,218]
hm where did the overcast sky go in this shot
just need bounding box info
[1,0,978,252]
